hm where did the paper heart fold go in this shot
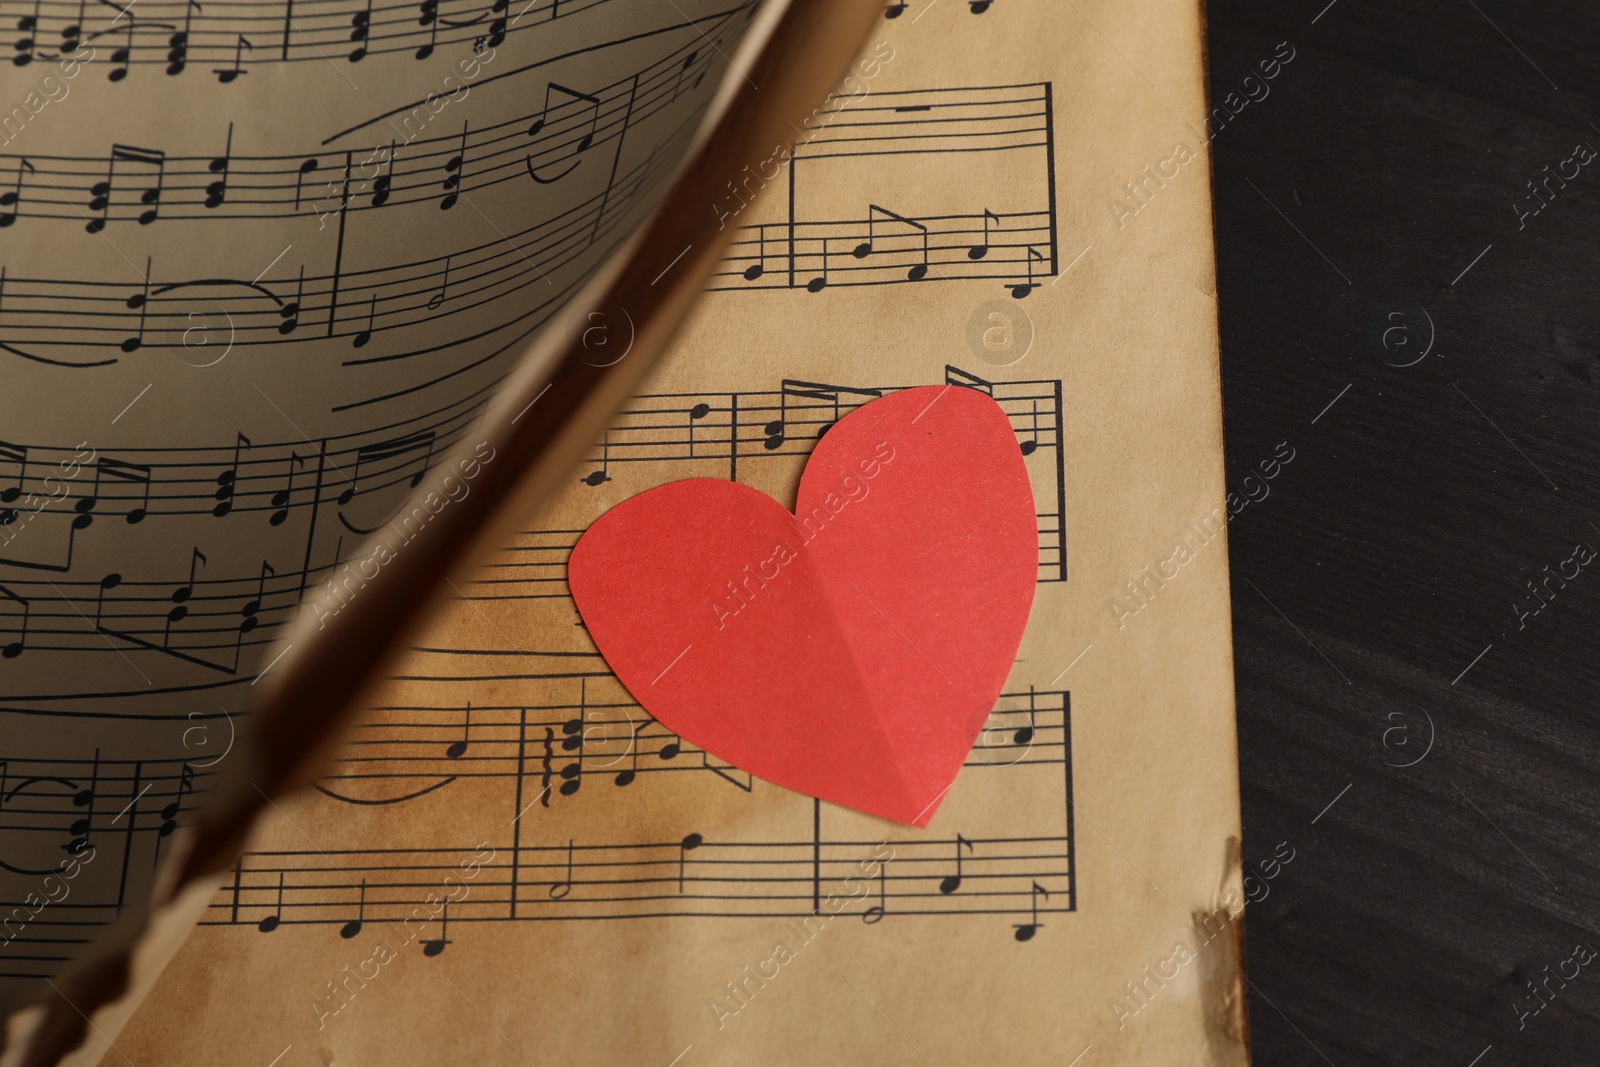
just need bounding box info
[568,384,1038,825]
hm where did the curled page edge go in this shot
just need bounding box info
[0,1,887,1063]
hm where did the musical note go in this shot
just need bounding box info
[337,431,435,506]
[1010,246,1044,298]
[1019,400,1039,456]
[348,0,373,62]
[341,879,367,939]
[293,157,318,208]
[885,1,908,17]
[1013,686,1037,744]
[677,833,702,893]
[0,440,27,506]
[853,204,929,281]
[120,258,152,353]
[159,763,195,836]
[440,122,468,209]
[581,432,611,486]
[213,34,252,82]
[87,146,166,232]
[969,208,1000,260]
[422,902,454,959]
[743,224,771,281]
[164,547,207,644]
[672,51,700,99]
[370,141,395,206]
[206,122,232,208]
[59,0,84,52]
[268,452,304,526]
[526,83,599,183]
[970,0,995,11]
[239,560,274,636]
[213,432,251,516]
[613,721,640,787]
[426,256,451,311]
[686,403,711,457]
[258,871,284,932]
[13,0,40,66]
[108,14,134,81]
[0,158,34,227]
[415,0,438,60]
[167,1,201,76]
[806,237,831,293]
[446,702,472,759]
[0,583,29,659]
[1013,881,1048,941]
[279,267,304,335]
[763,380,882,448]
[862,859,889,923]
[938,833,974,894]
[87,457,153,525]
[66,749,98,854]
[486,0,508,48]
[352,294,376,349]
[549,839,574,899]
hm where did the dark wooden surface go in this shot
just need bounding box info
[1207,1,1600,1063]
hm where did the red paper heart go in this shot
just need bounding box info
[568,385,1037,825]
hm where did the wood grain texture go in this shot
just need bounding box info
[1208,1,1600,1063]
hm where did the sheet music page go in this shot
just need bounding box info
[95,1,1247,1064]
[0,0,762,1031]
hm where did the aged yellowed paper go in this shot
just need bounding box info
[96,1,1247,1063]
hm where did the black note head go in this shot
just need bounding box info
[1019,441,1037,456]
[658,742,680,760]
[852,241,871,259]
[337,487,355,505]
[613,769,635,787]
[1013,924,1038,942]
[445,740,467,759]
[742,264,764,281]
[682,833,703,850]
[581,470,609,487]
[100,572,122,591]
[908,264,928,281]
[126,507,146,524]
[421,939,446,957]
[806,276,827,293]
[690,403,711,420]
[938,875,961,895]
[257,915,281,933]
[340,919,363,939]
[0,508,15,525]
[1010,283,1036,299]
[1,641,20,659]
